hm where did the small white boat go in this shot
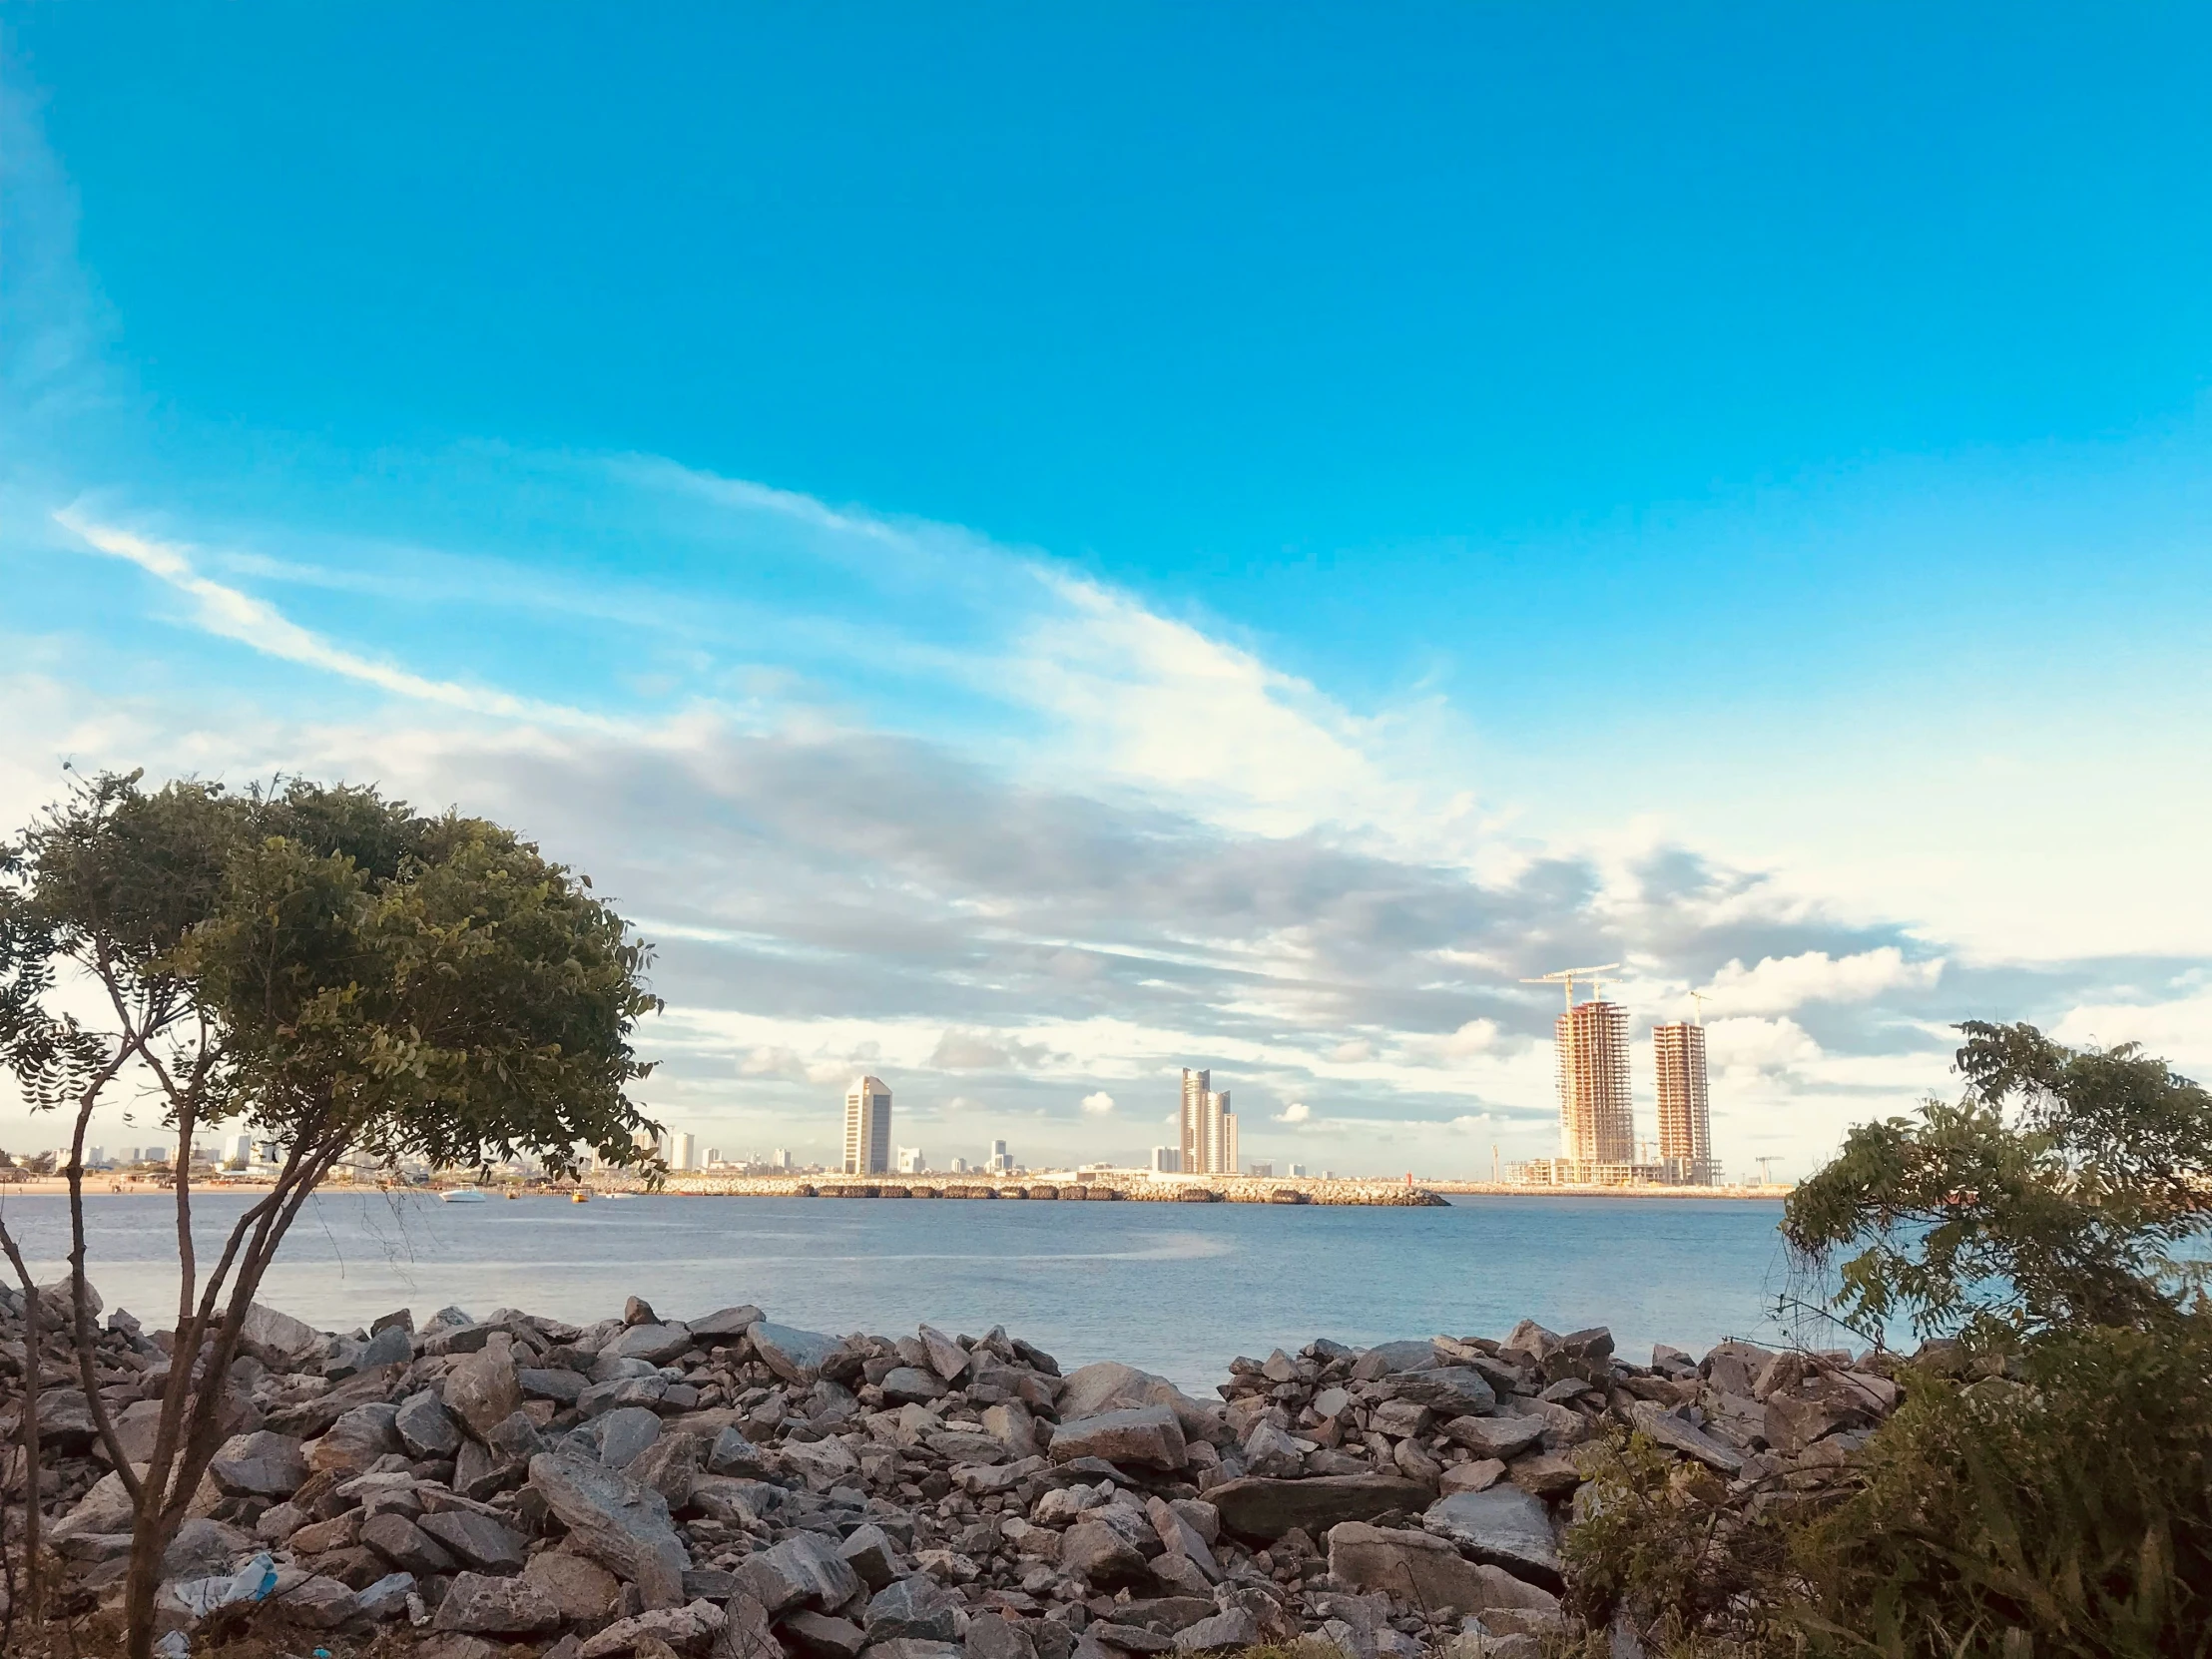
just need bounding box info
[439,1188,490,1205]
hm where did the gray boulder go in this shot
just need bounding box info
[688,1304,766,1342]
[238,1302,323,1369]
[395,1389,465,1457]
[734,1530,861,1616]
[863,1573,963,1642]
[1351,1341,1441,1382]
[1207,1473,1434,1541]
[747,1321,843,1384]
[1060,1518,1149,1588]
[1327,1521,1507,1612]
[1421,1488,1561,1590]
[209,1430,309,1497]
[528,1450,693,1608]
[1172,1608,1259,1652]
[837,1522,902,1589]
[1626,1400,1744,1475]
[1387,1368,1498,1417]
[444,1339,524,1438]
[608,1322,695,1365]
[1439,1414,1547,1460]
[306,1401,401,1474]
[361,1511,457,1576]
[1049,1405,1187,1470]
[421,1508,528,1574]
[357,1323,413,1369]
[599,1404,666,1468]
[432,1569,565,1634]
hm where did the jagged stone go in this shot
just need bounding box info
[1171,1608,1258,1652]
[1439,1415,1545,1461]
[433,1569,565,1634]
[837,1522,901,1588]
[362,1511,459,1575]
[747,1322,843,1384]
[396,1388,465,1457]
[526,1548,624,1621]
[529,1450,693,1608]
[307,1401,401,1474]
[209,1429,309,1497]
[1626,1400,1744,1474]
[445,1339,524,1438]
[421,1507,528,1574]
[601,1403,667,1467]
[1208,1473,1435,1541]
[1421,1488,1561,1590]
[1049,1404,1188,1469]
[610,1322,696,1365]
[733,1530,860,1615]
[863,1573,963,1642]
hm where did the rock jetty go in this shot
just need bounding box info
[0,1280,1902,1659]
[648,1177,1448,1209]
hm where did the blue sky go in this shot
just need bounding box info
[3,7,2209,1175]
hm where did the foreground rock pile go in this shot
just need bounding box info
[0,1282,1904,1659]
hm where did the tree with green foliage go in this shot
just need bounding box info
[1784,1019,2212,1350]
[1779,1022,2212,1658]
[0,770,663,1659]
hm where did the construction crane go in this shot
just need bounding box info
[1521,963,1621,1010]
[1688,988,1713,1026]
[1755,1155,1781,1186]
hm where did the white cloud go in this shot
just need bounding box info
[2053,987,2212,1076]
[1080,1091,1115,1115]
[55,511,618,732]
[1277,1102,1311,1123]
[1699,947,1941,1016]
[1706,1015,1824,1073]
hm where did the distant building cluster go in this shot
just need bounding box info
[1509,978,1723,1188]
[1178,1068,1239,1175]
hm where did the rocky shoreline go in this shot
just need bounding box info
[0,1282,1903,1658]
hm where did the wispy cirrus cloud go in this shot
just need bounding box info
[54,509,622,733]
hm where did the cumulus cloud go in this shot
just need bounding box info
[1278,1102,1312,1123]
[1700,947,1942,1015]
[9,452,2189,1173]
[1080,1091,1115,1115]
[1707,1015,1824,1073]
[929,1029,1058,1070]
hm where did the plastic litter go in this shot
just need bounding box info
[170,1551,278,1618]
[154,1633,193,1659]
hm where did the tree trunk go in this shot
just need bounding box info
[0,1224,45,1641]
[120,1145,337,1659]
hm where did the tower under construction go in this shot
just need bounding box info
[1557,998,1634,1170]
[1653,1020,1719,1185]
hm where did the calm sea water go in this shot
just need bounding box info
[0,1191,1814,1393]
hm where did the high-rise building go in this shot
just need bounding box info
[224,1132,254,1167]
[1247,1160,1273,1178]
[1653,1021,1718,1185]
[1149,1145,1181,1173]
[843,1077,892,1175]
[705,1147,722,1167]
[896,1147,927,1175]
[1179,1068,1238,1174]
[986,1139,1013,1174]
[1556,1000,1633,1169]
[669,1131,697,1172]
[770,1149,791,1170]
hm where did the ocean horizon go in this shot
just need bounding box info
[0,1188,1831,1392]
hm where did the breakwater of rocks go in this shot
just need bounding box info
[0,1278,1902,1659]
[644,1176,1448,1208]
